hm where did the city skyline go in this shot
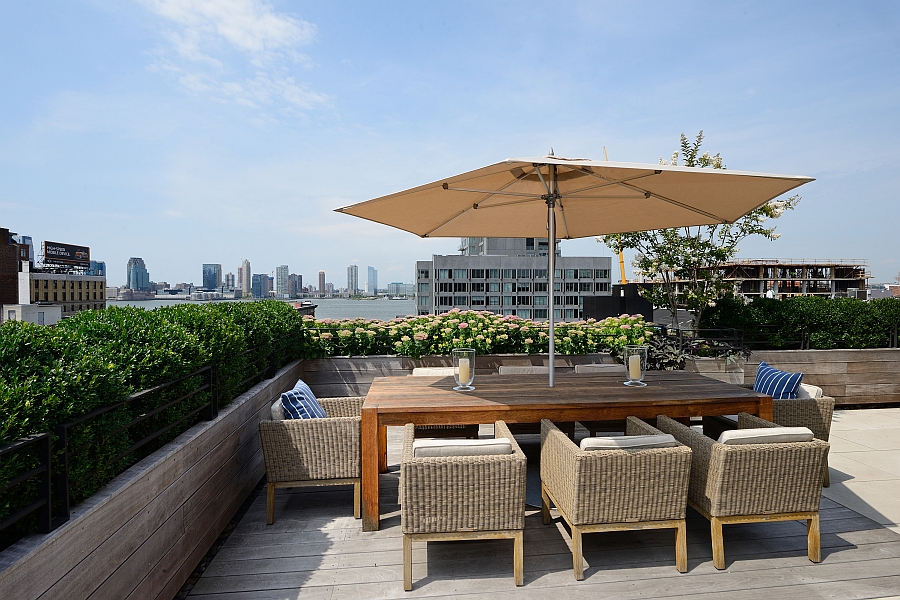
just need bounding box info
[1,4,898,283]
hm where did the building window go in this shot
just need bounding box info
[438,269,451,279]
[438,296,452,306]
[553,282,561,292]
[78,292,82,300]
[578,269,592,279]
[470,269,485,279]
[517,269,531,279]
[453,269,467,280]
[565,309,576,319]
[53,292,57,301]
[453,296,468,306]
[554,269,562,279]
[516,309,531,318]
[502,282,515,293]
[418,269,430,279]
[533,282,548,292]
[501,269,515,279]
[70,281,74,289]
[534,295,547,305]
[488,269,500,279]
[565,282,577,292]
[439,282,452,292]
[488,282,500,292]
[44,292,48,301]
[51,280,55,289]
[471,296,485,306]
[595,269,610,279]
[534,269,547,279]
[517,296,532,305]
[517,283,531,292]
[565,295,578,305]
[554,309,562,319]
[417,296,429,306]
[502,309,515,316]
[418,283,429,292]
[502,296,515,306]
[488,296,500,306]
[34,280,39,289]
[579,282,592,292]
[78,281,83,289]
[595,282,610,292]
[554,295,563,305]
[453,282,467,292]
[533,308,548,319]
[565,269,576,279]
[471,282,485,292]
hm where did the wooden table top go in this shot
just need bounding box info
[364,370,768,418]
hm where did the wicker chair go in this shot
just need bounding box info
[657,413,830,569]
[400,421,527,591]
[411,367,480,439]
[703,383,835,486]
[540,418,692,580]
[258,396,363,524]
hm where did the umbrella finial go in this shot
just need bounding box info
[548,147,555,156]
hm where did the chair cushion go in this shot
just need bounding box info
[270,398,284,421]
[580,434,678,450]
[796,383,824,399]
[281,379,327,419]
[718,426,814,445]
[411,367,456,376]
[412,438,513,457]
[753,361,803,399]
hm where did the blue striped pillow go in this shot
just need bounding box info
[753,361,803,399]
[281,379,327,419]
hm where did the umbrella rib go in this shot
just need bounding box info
[564,171,658,196]
[557,199,571,239]
[444,186,543,199]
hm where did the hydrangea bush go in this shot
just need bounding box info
[301,309,661,363]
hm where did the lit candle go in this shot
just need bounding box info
[458,358,471,384]
[628,354,642,380]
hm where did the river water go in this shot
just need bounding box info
[106,297,417,322]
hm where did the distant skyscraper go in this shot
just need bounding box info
[241,259,251,294]
[288,273,301,297]
[367,266,378,295]
[251,273,266,298]
[126,257,150,291]
[347,265,358,295]
[276,265,289,298]
[202,264,222,290]
[87,260,106,277]
[224,272,235,289]
[318,270,326,294]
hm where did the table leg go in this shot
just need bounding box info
[758,395,773,422]
[378,426,388,474]
[361,407,380,531]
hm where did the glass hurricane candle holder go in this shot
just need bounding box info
[623,345,649,387]
[452,348,475,391]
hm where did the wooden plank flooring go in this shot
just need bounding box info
[188,427,900,600]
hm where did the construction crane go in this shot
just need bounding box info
[604,146,628,285]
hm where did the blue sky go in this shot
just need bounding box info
[1,1,898,287]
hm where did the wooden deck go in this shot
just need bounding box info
[188,427,900,600]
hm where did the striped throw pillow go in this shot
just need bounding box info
[753,361,803,399]
[281,379,327,419]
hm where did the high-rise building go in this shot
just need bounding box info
[276,265,289,298]
[347,265,358,295]
[224,272,235,289]
[202,264,222,290]
[318,271,326,295]
[0,228,19,306]
[87,260,106,277]
[126,257,150,291]
[251,273,266,298]
[367,266,378,295]
[240,259,251,294]
[288,273,301,297]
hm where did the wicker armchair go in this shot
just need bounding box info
[400,421,527,591]
[703,384,835,486]
[540,418,692,579]
[657,413,830,569]
[258,396,363,524]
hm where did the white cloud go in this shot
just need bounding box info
[139,0,327,114]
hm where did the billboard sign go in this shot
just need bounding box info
[43,241,90,266]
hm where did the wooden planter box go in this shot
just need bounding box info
[685,357,746,385]
[746,348,900,407]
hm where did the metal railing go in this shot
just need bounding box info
[0,433,51,535]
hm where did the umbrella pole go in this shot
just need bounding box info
[547,165,558,388]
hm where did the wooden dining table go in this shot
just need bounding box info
[360,370,772,531]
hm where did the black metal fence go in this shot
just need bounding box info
[0,337,297,550]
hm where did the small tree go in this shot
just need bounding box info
[599,131,799,329]
[894,271,900,285]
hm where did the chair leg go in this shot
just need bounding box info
[403,534,413,591]
[353,480,361,519]
[807,514,821,563]
[675,520,688,573]
[710,517,725,570]
[541,483,551,525]
[572,526,584,580]
[266,482,276,525]
[514,530,524,586]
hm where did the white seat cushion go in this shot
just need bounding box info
[580,434,678,450]
[271,398,284,421]
[575,364,623,373]
[412,438,513,457]
[498,366,549,374]
[796,383,824,399]
[412,367,456,376]
[718,426,814,445]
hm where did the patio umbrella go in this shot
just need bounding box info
[335,153,813,386]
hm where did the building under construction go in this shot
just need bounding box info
[711,258,871,299]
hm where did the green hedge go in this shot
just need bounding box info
[700,297,900,349]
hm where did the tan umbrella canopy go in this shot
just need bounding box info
[336,154,813,386]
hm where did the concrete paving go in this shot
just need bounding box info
[824,408,900,536]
